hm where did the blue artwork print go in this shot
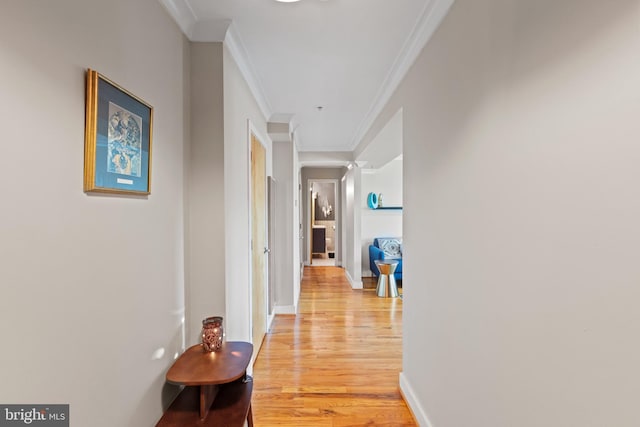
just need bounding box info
[107,102,143,177]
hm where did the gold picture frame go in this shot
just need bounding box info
[84,69,153,195]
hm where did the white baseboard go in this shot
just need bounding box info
[345,270,363,289]
[399,372,434,427]
[273,305,297,315]
[266,313,275,334]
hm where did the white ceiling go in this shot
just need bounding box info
[161,0,452,156]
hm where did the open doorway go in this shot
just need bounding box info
[355,108,403,288]
[309,180,337,266]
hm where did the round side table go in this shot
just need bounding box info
[374,259,399,298]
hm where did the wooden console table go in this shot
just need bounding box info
[156,341,254,427]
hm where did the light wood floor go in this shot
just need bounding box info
[252,266,415,426]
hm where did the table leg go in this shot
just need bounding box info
[199,384,219,420]
[247,403,254,427]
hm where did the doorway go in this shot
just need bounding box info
[308,180,338,266]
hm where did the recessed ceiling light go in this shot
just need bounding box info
[275,0,301,2]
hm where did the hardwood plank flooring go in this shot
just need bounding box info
[252,266,415,426]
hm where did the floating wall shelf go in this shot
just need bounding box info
[367,192,402,210]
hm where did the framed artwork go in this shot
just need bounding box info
[84,69,153,195]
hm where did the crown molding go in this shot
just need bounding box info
[159,0,197,39]
[159,0,272,121]
[349,0,455,151]
[224,23,273,120]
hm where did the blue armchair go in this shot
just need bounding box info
[369,237,402,281]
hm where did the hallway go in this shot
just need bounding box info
[252,266,415,426]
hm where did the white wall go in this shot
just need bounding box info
[269,139,301,314]
[342,167,363,289]
[292,148,301,308]
[187,42,225,345]
[0,1,188,426]
[272,141,296,312]
[361,158,403,276]
[361,0,640,425]
[223,45,271,343]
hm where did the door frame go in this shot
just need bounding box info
[306,178,339,266]
[247,120,270,355]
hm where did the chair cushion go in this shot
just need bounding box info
[376,238,402,259]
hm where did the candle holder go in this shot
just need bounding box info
[201,316,224,352]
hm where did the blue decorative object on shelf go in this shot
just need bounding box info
[367,192,378,209]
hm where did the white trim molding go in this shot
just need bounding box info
[273,305,297,315]
[399,372,435,427]
[349,0,455,151]
[224,24,273,121]
[246,120,272,345]
[345,269,363,290]
[267,312,276,332]
[158,0,197,39]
